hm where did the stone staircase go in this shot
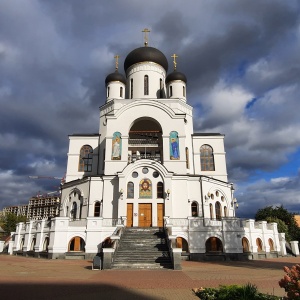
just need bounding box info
[111,227,173,269]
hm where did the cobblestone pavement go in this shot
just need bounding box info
[0,255,298,299]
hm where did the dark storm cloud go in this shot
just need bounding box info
[0,0,300,219]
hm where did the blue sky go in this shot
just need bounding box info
[0,0,300,218]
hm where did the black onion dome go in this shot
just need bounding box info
[166,71,187,84]
[124,46,168,72]
[105,71,126,86]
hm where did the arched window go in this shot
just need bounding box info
[78,145,93,172]
[144,75,149,95]
[20,237,24,251]
[242,237,250,252]
[224,206,227,217]
[120,86,123,98]
[209,203,214,220]
[94,201,101,217]
[170,86,173,97]
[205,237,223,252]
[71,202,77,220]
[191,202,198,217]
[215,201,221,220]
[185,147,189,169]
[268,238,274,251]
[127,182,134,198]
[176,237,189,252]
[256,238,263,252]
[183,86,185,97]
[130,78,133,99]
[157,182,164,198]
[43,237,49,252]
[30,238,36,251]
[200,145,215,171]
[69,236,85,252]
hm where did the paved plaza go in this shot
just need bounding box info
[0,255,299,299]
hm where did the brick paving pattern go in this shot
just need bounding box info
[0,255,299,299]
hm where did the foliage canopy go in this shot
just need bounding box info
[255,205,300,242]
[0,213,27,235]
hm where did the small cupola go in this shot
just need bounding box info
[105,55,126,102]
[166,54,187,101]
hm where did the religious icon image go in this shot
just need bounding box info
[139,178,152,198]
[112,132,122,160]
[170,131,180,160]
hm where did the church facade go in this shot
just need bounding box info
[11,36,287,262]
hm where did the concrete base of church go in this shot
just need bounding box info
[190,252,249,261]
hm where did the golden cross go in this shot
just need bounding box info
[171,54,178,70]
[142,28,150,46]
[114,55,119,70]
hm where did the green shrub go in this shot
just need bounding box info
[193,284,280,300]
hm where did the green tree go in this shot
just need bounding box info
[0,213,27,235]
[255,206,300,242]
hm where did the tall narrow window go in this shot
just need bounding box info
[120,86,123,97]
[256,238,263,252]
[191,202,198,217]
[157,182,164,198]
[268,238,274,251]
[170,86,173,97]
[144,75,149,95]
[242,237,250,252]
[71,202,77,220]
[159,78,163,98]
[130,78,133,99]
[43,237,49,252]
[209,203,214,220]
[107,87,110,97]
[224,206,227,217]
[30,238,36,251]
[78,145,93,172]
[215,201,221,220]
[94,202,101,217]
[127,182,134,198]
[185,147,189,169]
[183,86,185,97]
[200,145,215,171]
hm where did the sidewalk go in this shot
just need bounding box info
[0,255,298,299]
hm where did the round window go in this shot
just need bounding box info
[153,171,159,178]
[132,172,138,178]
[142,167,149,174]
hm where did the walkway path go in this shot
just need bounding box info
[0,255,298,299]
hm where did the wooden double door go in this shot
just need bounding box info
[126,203,164,227]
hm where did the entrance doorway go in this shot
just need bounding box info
[157,203,164,227]
[127,203,133,227]
[139,203,152,227]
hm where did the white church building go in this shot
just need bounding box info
[11,32,291,266]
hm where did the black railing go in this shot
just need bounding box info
[128,154,162,163]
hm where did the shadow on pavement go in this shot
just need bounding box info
[183,258,297,271]
[0,283,157,300]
